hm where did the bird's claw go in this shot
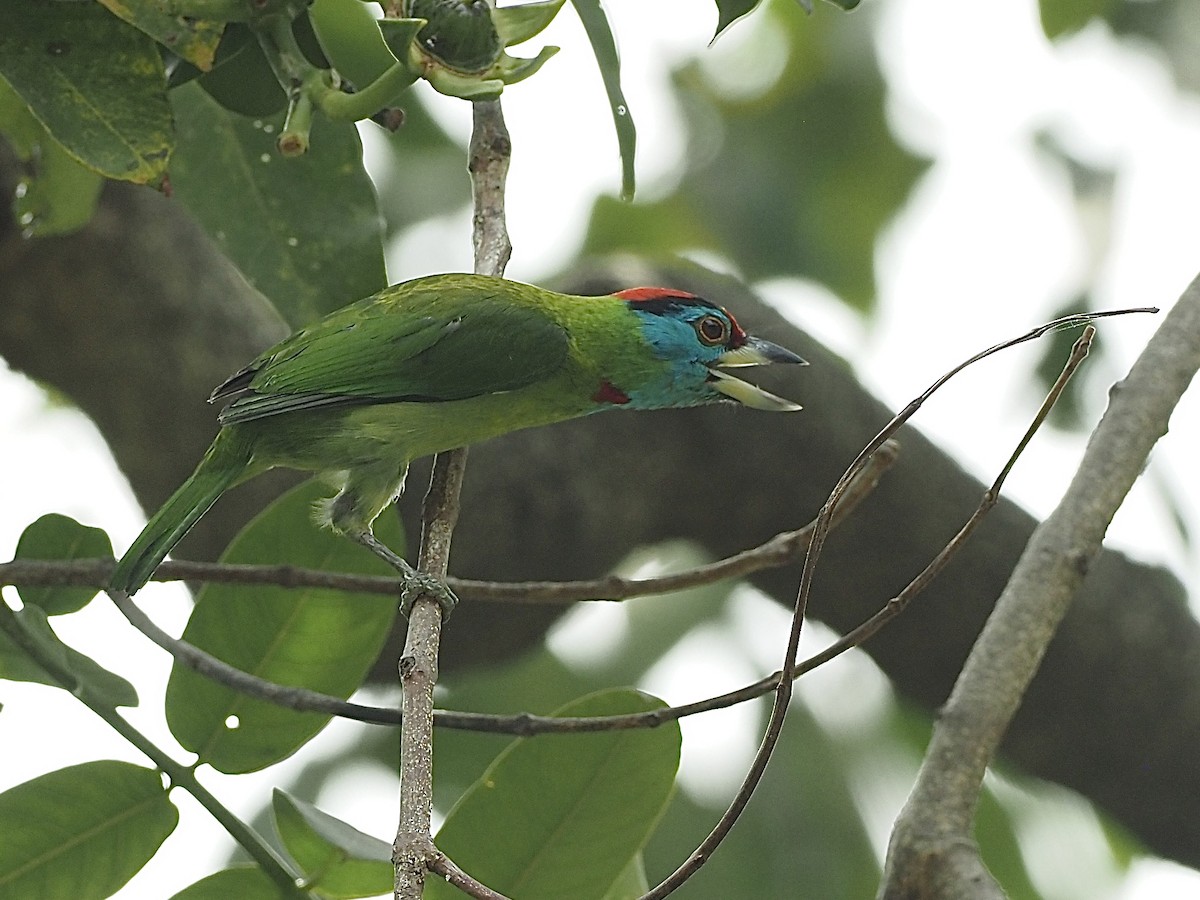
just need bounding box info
[350,531,457,620]
[400,572,458,621]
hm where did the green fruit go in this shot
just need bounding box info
[404,0,501,74]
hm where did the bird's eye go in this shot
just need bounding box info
[696,314,729,345]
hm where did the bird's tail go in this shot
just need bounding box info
[109,428,255,596]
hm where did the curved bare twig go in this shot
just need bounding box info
[639,310,1142,898]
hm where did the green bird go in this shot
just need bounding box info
[109,273,805,609]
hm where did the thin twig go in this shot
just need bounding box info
[108,590,402,724]
[639,309,1149,898]
[642,460,825,898]
[882,282,1189,896]
[794,324,1101,672]
[81,446,892,739]
[107,580,763,735]
[105,582,763,735]
[828,307,1154,510]
[1,439,891,603]
[428,851,513,900]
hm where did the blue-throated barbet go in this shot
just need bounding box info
[109,273,805,607]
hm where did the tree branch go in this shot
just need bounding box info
[881,273,1200,898]
[15,449,883,747]
[394,97,514,900]
[428,850,513,900]
[0,438,890,603]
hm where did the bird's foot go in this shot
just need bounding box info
[352,531,457,620]
[398,571,459,621]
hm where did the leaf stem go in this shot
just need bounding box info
[320,64,419,122]
[568,0,635,199]
[0,596,307,897]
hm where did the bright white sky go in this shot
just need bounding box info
[3,0,1200,897]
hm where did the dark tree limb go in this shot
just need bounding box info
[3,162,1199,872]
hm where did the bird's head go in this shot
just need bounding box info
[617,288,806,411]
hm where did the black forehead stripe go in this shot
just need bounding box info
[630,296,723,317]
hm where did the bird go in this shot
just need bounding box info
[109,273,806,613]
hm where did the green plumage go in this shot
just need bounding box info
[215,278,574,416]
[110,273,803,597]
[111,429,255,596]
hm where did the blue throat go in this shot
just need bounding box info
[623,307,724,409]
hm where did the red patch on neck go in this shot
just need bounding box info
[593,380,631,405]
[615,287,697,302]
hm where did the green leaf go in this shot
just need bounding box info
[196,28,288,118]
[164,480,403,774]
[0,605,72,687]
[169,81,387,327]
[98,0,226,71]
[646,702,880,897]
[1039,0,1115,39]
[599,853,649,900]
[169,866,285,900]
[493,0,567,47]
[584,7,922,311]
[975,783,1043,900]
[0,1,172,184]
[429,688,681,900]
[0,603,138,709]
[14,513,113,615]
[569,0,636,200]
[0,76,41,157]
[434,650,602,809]
[272,790,391,898]
[713,0,762,40]
[0,76,104,236]
[0,761,177,900]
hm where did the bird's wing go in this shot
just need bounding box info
[215,286,570,424]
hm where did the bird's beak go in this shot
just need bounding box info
[715,336,807,368]
[708,336,806,411]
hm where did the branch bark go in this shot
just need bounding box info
[393,98,514,899]
[881,272,1200,897]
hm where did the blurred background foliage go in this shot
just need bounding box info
[583,2,925,312]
